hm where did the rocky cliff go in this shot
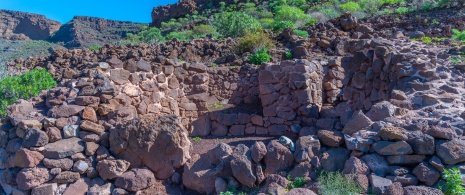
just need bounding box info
[49,16,145,48]
[0,10,61,40]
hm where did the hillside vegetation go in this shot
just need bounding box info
[127,0,462,43]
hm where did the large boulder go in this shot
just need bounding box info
[250,141,267,163]
[110,115,192,179]
[264,140,294,174]
[230,155,256,188]
[182,144,232,194]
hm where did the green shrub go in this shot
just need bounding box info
[294,30,309,37]
[126,27,164,44]
[260,18,276,29]
[89,45,101,51]
[249,47,271,65]
[192,24,217,38]
[273,20,297,31]
[420,3,435,11]
[442,168,465,195]
[275,5,309,23]
[338,2,362,13]
[0,68,56,116]
[382,0,404,5]
[166,31,194,41]
[139,27,164,43]
[161,18,183,31]
[378,8,394,15]
[395,7,409,14]
[288,176,306,189]
[322,8,341,18]
[421,36,433,44]
[452,29,465,41]
[0,62,7,81]
[360,0,383,15]
[318,172,364,195]
[219,191,233,195]
[306,18,319,25]
[285,51,293,60]
[213,11,261,37]
[234,30,276,55]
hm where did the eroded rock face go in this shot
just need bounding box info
[0,10,61,40]
[110,115,192,179]
[49,16,144,48]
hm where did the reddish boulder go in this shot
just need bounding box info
[264,140,294,174]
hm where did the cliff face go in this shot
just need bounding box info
[0,10,62,40]
[151,0,252,27]
[49,16,145,48]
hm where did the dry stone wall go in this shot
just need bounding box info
[2,35,465,194]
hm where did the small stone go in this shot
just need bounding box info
[52,171,80,184]
[88,183,112,195]
[31,183,57,195]
[63,125,79,138]
[317,130,344,147]
[85,142,99,156]
[63,179,89,195]
[22,129,49,148]
[378,126,408,141]
[342,111,372,134]
[115,168,156,192]
[97,159,131,180]
[73,160,89,174]
[45,127,62,143]
[80,120,105,135]
[43,158,73,170]
[370,174,392,194]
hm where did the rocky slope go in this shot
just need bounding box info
[0,10,61,40]
[49,16,145,48]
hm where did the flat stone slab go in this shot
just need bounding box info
[43,138,84,159]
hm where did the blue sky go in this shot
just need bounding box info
[0,0,178,24]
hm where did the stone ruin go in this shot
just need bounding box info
[0,34,464,195]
